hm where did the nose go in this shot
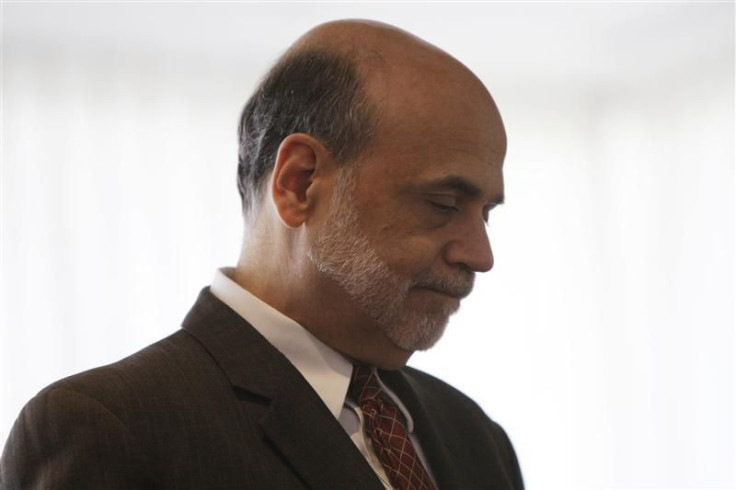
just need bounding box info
[443,218,494,273]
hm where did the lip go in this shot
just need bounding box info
[414,286,461,300]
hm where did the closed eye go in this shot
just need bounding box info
[428,200,458,213]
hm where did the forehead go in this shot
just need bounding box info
[356,65,506,201]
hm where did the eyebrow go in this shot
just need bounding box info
[411,175,505,206]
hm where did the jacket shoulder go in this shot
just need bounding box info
[0,329,233,489]
[41,329,220,406]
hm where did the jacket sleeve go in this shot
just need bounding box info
[0,387,156,490]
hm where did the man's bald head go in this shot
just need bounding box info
[236,20,498,218]
[289,19,442,63]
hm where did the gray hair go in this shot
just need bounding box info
[236,49,377,216]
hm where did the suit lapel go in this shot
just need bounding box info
[260,381,383,490]
[182,288,383,490]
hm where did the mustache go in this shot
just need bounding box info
[412,269,475,299]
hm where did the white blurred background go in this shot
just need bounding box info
[1,2,733,489]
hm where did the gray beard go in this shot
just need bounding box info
[307,167,473,352]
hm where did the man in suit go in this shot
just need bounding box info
[1,20,523,489]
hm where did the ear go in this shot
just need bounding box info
[270,133,330,228]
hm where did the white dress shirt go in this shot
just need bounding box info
[210,268,436,489]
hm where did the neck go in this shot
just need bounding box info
[235,242,412,370]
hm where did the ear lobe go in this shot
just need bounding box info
[270,134,325,228]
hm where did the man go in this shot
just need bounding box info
[1,20,523,489]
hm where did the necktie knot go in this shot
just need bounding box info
[349,365,383,404]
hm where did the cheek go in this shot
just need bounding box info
[357,197,446,271]
[373,232,445,274]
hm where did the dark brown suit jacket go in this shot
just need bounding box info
[1,288,524,489]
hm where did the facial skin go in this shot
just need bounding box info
[235,20,506,369]
[307,165,475,352]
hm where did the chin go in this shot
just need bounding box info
[380,314,450,353]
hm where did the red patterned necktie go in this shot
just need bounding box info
[349,365,436,490]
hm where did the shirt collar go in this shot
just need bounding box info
[210,267,415,432]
